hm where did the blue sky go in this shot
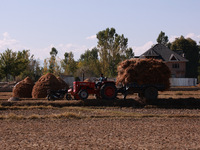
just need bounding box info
[0,0,200,62]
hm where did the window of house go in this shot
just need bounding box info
[172,63,179,68]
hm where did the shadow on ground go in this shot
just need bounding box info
[152,98,200,109]
[83,98,200,109]
[1,98,200,109]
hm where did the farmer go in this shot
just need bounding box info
[96,73,106,88]
[99,73,105,82]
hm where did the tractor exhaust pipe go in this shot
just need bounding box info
[82,73,84,81]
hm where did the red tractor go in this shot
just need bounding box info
[67,80,117,100]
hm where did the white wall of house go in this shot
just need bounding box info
[170,78,197,86]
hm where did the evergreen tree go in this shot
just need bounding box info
[157,31,169,46]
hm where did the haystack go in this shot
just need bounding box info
[12,77,34,98]
[116,58,171,90]
[32,73,68,98]
[57,77,69,89]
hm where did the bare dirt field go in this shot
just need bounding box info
[1,88,200,149]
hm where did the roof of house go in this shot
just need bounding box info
[139,44,188,62]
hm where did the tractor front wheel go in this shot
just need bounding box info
[100,83,117,100]
[78,89,89,100]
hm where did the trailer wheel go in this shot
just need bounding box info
[144,87,158,103]
[100,83,117,100]
[66,94,72,100]
[47,95,54,101]
[138,92,145,99]
[78,89,89,100]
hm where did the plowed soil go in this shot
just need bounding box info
[0,89,200,149]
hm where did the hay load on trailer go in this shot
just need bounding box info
[116,58,171,103]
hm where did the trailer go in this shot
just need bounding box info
[119,82,166,103]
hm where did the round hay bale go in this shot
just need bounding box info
[32,73,63,98]
[8,97,20,101]
[12,77,34,98]
[116,58,171,90]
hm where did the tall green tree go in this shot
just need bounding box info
[157,31,169,46]
[124,47,134,59]
[170,36,199,78]
[49,47,58,74]
[61,52,77,75]
[43,47,61,76]
[0,49,16,81]
[96,27,133,77]
[0,49,30,81]
[43,59,48,75]
[77,48,101,77]
[12,50,30,80]
[20,55,42,81]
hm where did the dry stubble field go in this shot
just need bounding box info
[0,88,200,149]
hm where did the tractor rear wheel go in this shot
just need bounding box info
[100,83,117,100]
[78,89,89,100]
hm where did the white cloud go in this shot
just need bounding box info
[186,33,195,39]
[132,41,154,56]
[3,32,9,39]
[86,35,96,40]
[169,35,179,42]
[32,43,88,62]
[0,32,26,51]
[0,32,90,63]
[169,33,200,43]
[186,33,200,42]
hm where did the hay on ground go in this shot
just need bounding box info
[8,97,20,101]
[12,77,34,98]
[32,73,68,98]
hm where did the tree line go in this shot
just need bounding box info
[0,28,199,82]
